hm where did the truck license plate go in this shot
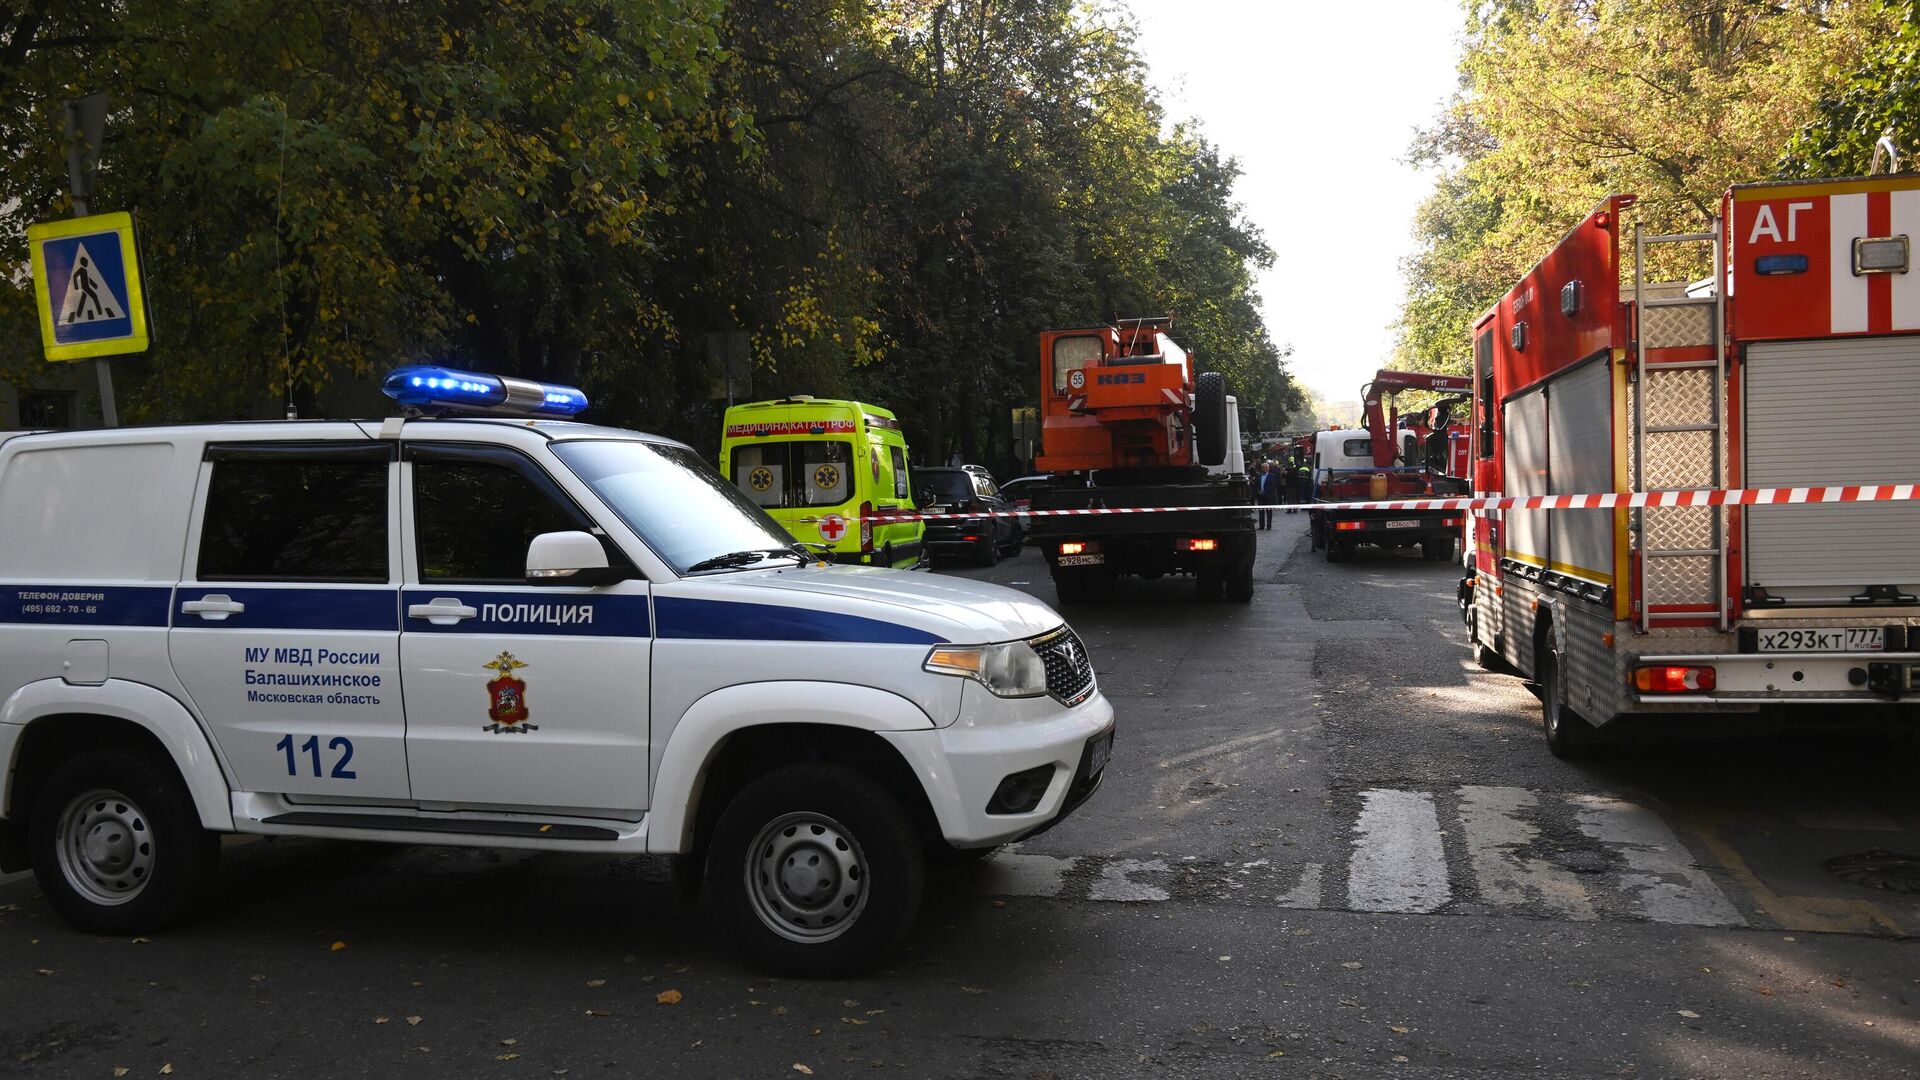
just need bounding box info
[1383,519,1420,529]
[1757,627,1884,652]
[1058,554,1105,567]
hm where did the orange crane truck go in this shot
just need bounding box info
[1307,369,1472,563]
[1030,318,1256,603]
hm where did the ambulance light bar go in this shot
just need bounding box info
[1853,236,1910,275]
[381,365,589,418]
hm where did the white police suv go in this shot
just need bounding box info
[0,367,1113,976]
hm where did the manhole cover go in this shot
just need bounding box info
[1825,850,1920,894]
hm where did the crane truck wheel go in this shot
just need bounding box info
[1195,371,1227,466]
[1225,551,1255,603]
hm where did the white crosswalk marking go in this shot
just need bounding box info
[970,787,1748,928]
[1347,789,1451,913]
[1457,785,1598,920]
[1568,793,1744,927]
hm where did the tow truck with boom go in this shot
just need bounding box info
[1029,317,1256,603]
[1308,368,1472,563]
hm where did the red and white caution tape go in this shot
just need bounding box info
[864,484,1920,522]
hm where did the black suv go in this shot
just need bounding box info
[917,466,1023,566]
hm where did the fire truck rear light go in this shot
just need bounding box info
[1853,236,1910,275]
[1441,517,1464,526]
[961,535,981,542]
[1059,541,1096,556]
[1334,521,1367,531]
[1634,665,1716,694]
[1754,254,1808,276]
[1186,538,1218,552]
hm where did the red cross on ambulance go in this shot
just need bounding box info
[817,513,849,542]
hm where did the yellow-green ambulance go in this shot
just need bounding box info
[721,397,926,568]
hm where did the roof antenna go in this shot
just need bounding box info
[274,97,296,420]
[1869,126,1902,175]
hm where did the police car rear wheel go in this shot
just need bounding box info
[30,748,219,935]
[709,763,924,977]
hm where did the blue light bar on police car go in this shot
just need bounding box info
[381,365,589,418]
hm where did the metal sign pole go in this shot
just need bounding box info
[65,93,118,427]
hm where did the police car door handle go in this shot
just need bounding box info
[181,594,246,621]
[407,597,477,626]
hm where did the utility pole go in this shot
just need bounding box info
[65,92,118,427]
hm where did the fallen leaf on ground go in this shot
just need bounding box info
[113,1069,129,1077]
[585,979,605,988]
[792,1067,813,1076]
[864,1009,885,1016]
[1267,1050,1285,1058]
[496,1053,519,1061]
[160,1067,173,1076]
[1217,955,1232,962]
[668,964,690,974]
[1754,987,1775,996]
[656,989,683,1005]
[1341,962,1362,970]
[406,1016,423,1026]
[1390,1026,1409,1034]
[811,1028,822,1036]
[374,1017,390,1025]
[1393,1055,1409,1063]
[330,941,348,952]
[959,986,988,994]
[500,1038,518,1046]
[842,999,859,1008]
[841,1017,867,1026]
[1677,1010,1700,1019]
[35,969,54,976]
[772,1006,788,1017]
[131,937,150,945]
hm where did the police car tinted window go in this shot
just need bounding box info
[412,452,592,583]
[552,440,794,574]
[197,450,388,582]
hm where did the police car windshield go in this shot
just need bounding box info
[551,440,800,575]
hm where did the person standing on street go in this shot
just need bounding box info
[1254,461,1281,529]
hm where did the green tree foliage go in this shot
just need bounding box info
[1394,0,1892,375]
[1,0,1296,470]
[1779,1,1920,177]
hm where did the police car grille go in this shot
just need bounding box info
[1030,627,1095,706]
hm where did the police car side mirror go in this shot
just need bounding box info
[526,530,624,587]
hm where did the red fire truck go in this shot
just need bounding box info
[1460,173,1920,757]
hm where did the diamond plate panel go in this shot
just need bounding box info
[1641,367,1713,427]
[1642,301,1714,348]
[1645,505,1713,549]
[1646,553,1715,605]
[1645,429,1716,488]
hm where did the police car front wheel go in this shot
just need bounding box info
[30,747,220,935]
[707,763,925,978]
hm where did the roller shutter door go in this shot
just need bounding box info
[1502,387,1548,568]
[1744,336,1920,601]
[1545,358,1613,583]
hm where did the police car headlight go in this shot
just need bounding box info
[924,642,1049,698]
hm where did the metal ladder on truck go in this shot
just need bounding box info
[1631,223,1729,633]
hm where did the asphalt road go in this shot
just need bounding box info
[5,516,1919,1078]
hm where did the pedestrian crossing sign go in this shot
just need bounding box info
[27,211,150,362]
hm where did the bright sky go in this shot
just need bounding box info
[1122,0,1466,408]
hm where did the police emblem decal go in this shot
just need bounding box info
[482,651,537,733]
